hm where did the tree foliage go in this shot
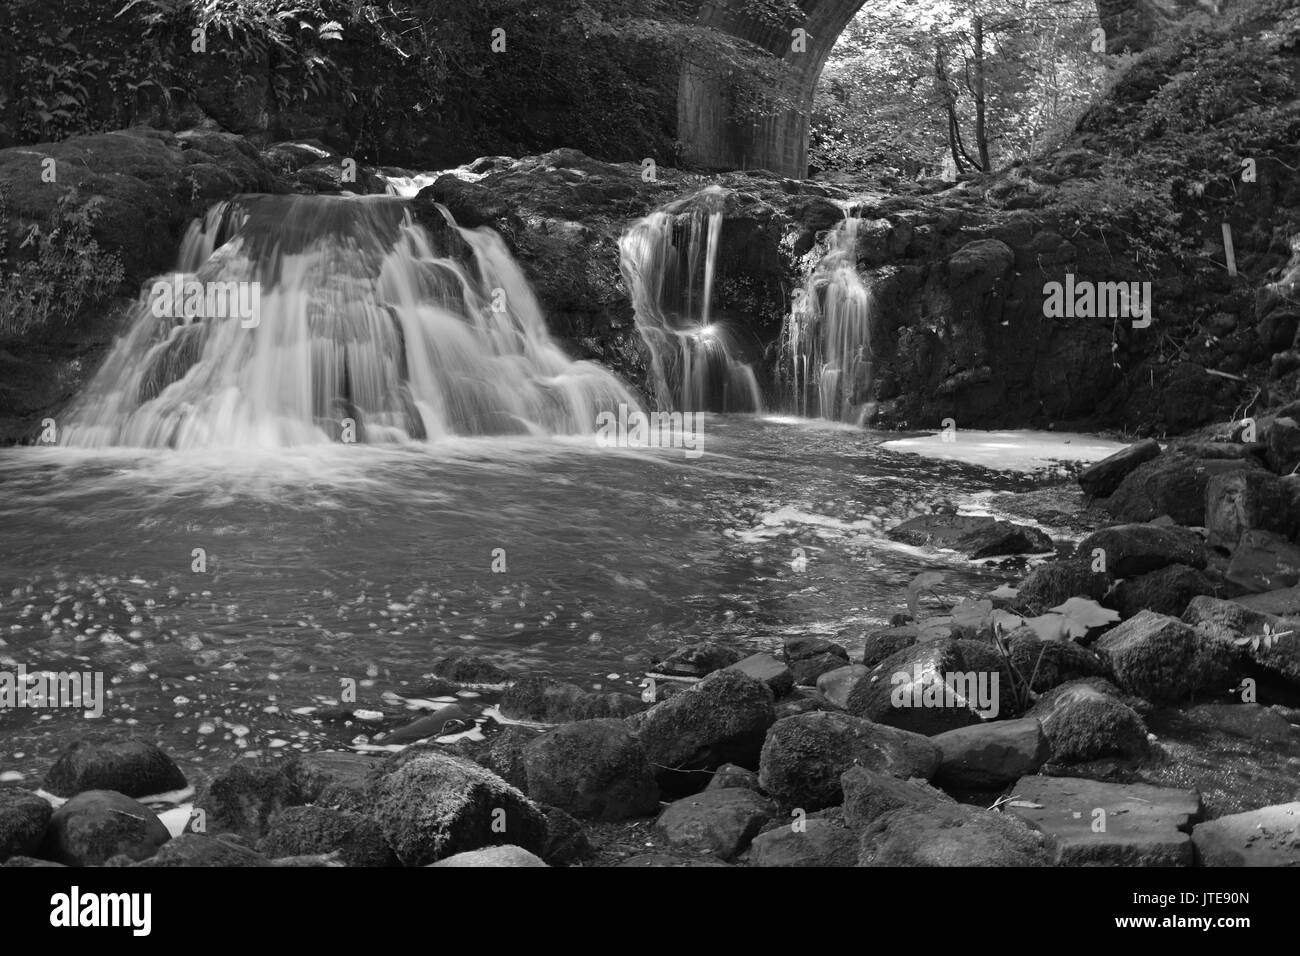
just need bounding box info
[811,0,1108,177]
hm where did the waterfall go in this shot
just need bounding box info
[60,194,641,448]
[618,187,762,414]
[783,211,876,424]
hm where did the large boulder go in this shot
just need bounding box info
[845,639,1008,734]
[725,653,794,698]
[1076,524,1207,578]
[748,818,859,866]
[1205,470,1299,550]
[651,642,746,678]
[1095,609,1235,704]
[1015,558,1112,613]
[626,669,775,797]
[653,788,775,860]
[1078,438,1162,499]
[840,767,954,828]
[1026,679,1150,763]
[41,790,170,866]
[0,790,52,862]
[858,803,1054,866]
[259,806,397,867]
[757,711,940,810]
[859,626,919,667]
[1224,530,1300,593]
[521,719,660,821]
[931,718,1051,788]
[1183,595,1300,687]
[42,737,187,801]
[372,752,547,866]
[192,758,318,840]
[1006,630,1107,693]
[816,664,870,708]
[1104,455,1263,525]
[1106,564,1217,619]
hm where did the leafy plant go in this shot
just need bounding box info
[0,186,125,342]
[1234,621,1293,654]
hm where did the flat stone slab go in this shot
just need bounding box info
[1007,776,1202,866]
[1192,803,1300,866]
[1236,586,1300,616]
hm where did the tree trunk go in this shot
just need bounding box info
[973,15,991,173]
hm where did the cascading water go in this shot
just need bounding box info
[783,209,876,423]
[618,187,762,414]
[61,193,640,448]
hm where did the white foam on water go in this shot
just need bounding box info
[881,430,1128,472]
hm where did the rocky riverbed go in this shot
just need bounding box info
[4,422,1300,868]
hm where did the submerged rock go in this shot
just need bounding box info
[886,513,1052,558]
[651,642,746,678]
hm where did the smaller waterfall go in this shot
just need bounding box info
[619,188,762,414]
[784,210,876,423]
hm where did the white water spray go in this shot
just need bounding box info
[618,188,762,414]
[784,210,876,423]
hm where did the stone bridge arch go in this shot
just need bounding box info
[678,0,1191,178]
